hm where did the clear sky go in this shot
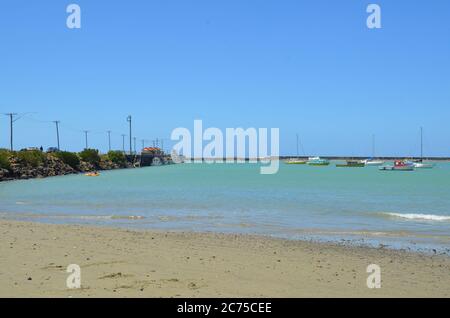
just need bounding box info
[0,0,449,156]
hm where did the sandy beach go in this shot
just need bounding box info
[0,220,449,298]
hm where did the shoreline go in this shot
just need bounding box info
[1,206,449,257]
[2,213,450,257]
[1,220,449,297]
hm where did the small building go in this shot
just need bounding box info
[140,147,165,166]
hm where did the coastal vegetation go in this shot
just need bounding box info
[0,149,131,182]
[79,148,101,167]
[0,149,11,170]
[107,150,127,167]
[54,151,80,169]
[16,149,46,168]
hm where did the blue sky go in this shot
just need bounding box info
[0,0,449,156]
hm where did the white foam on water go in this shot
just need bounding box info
[384,213,450,221]
[0,212,146,221]
[110,215,146,220]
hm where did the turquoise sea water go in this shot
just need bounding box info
[1,162,450,253]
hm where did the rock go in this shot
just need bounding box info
[0,168,9,180]
[1,151,128,182]
[79,161,96,172]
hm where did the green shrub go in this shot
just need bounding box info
[107,150,126,166]
[0,149,11,170]
[79,148,101,166]
[54,151,80,169]
[17,150,45,168]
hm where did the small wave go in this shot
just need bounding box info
[110,215,146,220]
[157,215,223,222]
[56,215,146,221]
[383,213,450,221]
[0,212,146,221]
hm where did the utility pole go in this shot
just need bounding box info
[5,113,17,151]
[127,115,132,155]
[121,134,126,153]
[107,130,111,152]
[53,121,60,150]
[4,112,34,151]
[83,131,89,149]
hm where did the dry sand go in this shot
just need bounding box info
[0,220,449,297]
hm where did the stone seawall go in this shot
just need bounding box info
[0,152,130,182]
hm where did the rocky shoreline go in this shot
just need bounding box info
[0,149,131,182]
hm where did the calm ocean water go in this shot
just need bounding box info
[1,162,449,253]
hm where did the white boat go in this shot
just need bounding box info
[307,157,330,166]
[363,159,384,166]
[364,135,384,166]
[286,134,307,164]
[414,162,434,169]
[414,127,434,169]
[285,158,307,165]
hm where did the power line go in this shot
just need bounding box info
[1,111,160,154]
[3,112,37,151]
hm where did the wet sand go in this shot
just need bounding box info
[0,220,449,297]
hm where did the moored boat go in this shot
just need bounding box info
[285,158,307,165]
[336,160,365,168]
[287,134,307,164]
[364,135,384,166]
[379,160,414,171]
[412,127,434,169]
[363,159,384,166]
[413,161,434,169]
[307,157,330,166]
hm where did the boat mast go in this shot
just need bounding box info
[372,134,375,158]
[296,134,306,156]
[420,126,423,160]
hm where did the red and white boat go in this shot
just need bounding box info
[379,160,414,171]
